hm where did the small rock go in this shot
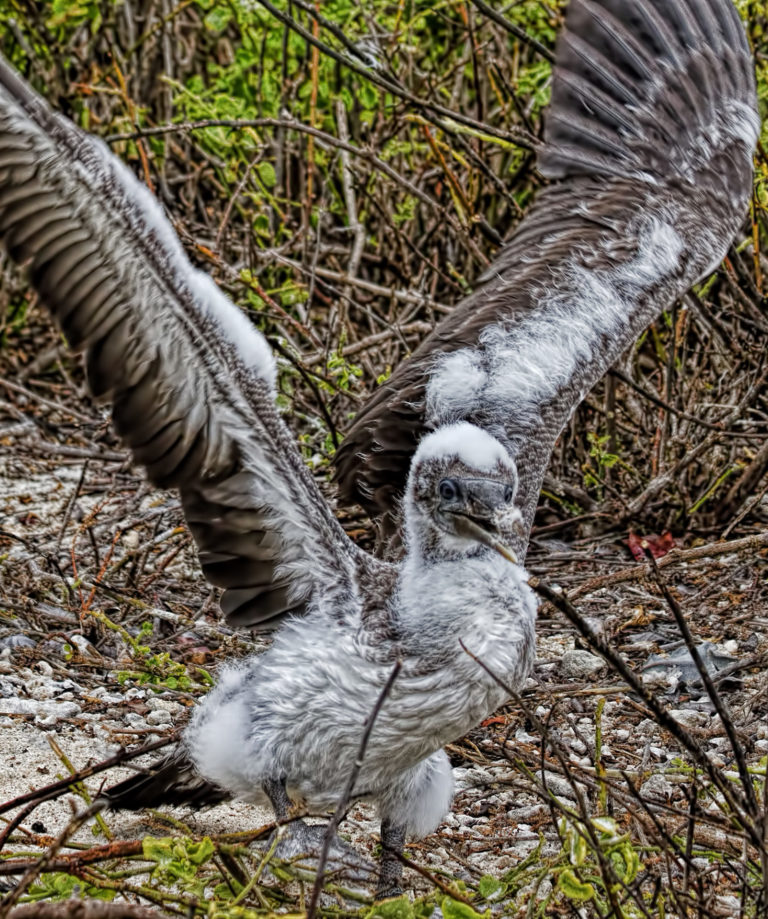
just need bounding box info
[146,709,172,726]
[68,634,102,660]
[146,697,183,715]
[507,804,548,822]
[89,687,123,704]
[636,718,659,737]
[561,649,606,679]
[0,698,81,725]
[541,772,576,799]
[670,709,708,730]
[0,634,36,651]
[639,773,672,801]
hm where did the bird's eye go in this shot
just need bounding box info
[439,479,458,501]
[504,485,515,504]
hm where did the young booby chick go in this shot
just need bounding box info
[0,55,533,894]
[108,422,534,895]
[334,0,759,545]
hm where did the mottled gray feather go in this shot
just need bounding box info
[0,54,374,629]
[334,0,757,546]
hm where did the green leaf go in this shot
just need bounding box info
[369,895,414,919]
[557,869,595,903]
[204,7,232,31]
[143,836,174,865]
[477,875,504,900]
[253,213,270,235]
[441,897,485,919]
[187,836,215,865]
[258,161,277,188]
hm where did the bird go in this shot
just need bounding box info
[105,421,534,895]
[333,0,759,548]
[0,45,533,897]
[0,0,757,899]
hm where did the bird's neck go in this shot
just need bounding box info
[398,540,516,624]
[394,544,535,686]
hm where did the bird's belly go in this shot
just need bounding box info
[187,616,531,804]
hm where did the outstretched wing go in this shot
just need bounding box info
[334,0,758,542]
[0,56,379,629]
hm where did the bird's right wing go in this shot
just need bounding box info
[0,55,384,630]
[334,0,758,540]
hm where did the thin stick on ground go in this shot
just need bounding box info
[0,802,105,917]
[642,545,759,819]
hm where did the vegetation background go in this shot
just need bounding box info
[1,1,768,917]
[2,0,765,542]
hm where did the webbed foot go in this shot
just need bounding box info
[264,819,375,886]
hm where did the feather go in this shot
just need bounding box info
[0,54,370,628]
[333,0,757,543]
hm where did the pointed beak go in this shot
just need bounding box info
[451,513,520,564]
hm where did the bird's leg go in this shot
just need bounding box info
[261,776,317,858]
[262,776,292,821]
[376,818,406,899]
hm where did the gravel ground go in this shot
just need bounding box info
[1,318,768,912]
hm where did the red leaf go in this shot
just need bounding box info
[626,530,677,561]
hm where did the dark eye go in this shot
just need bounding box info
[504,485,515,504]
[439,478,459,501]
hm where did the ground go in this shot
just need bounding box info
[1,1,768,913]
[1,310,767,918]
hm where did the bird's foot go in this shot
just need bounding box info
[263,819,375,886]
[375,883,404,900]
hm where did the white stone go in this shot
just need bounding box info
[561,649,606,679]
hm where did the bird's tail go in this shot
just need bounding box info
[101,748,228,811]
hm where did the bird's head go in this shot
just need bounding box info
[404,423,523,562]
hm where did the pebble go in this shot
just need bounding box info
[0,697,81,725]
[146,709,172,726]
[541,772,576,799]
[639,773,672,801]
[669,709,709,729]
[89,687,124,704]
[69,634,102,660]
[146,697,183,715]
[561,649,605,679]
[507,804,548,822]
[0,634,36,651]
[636,718,658,737]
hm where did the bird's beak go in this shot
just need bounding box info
[451,513,519,564]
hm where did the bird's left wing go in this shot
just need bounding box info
[0,56,379,629]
